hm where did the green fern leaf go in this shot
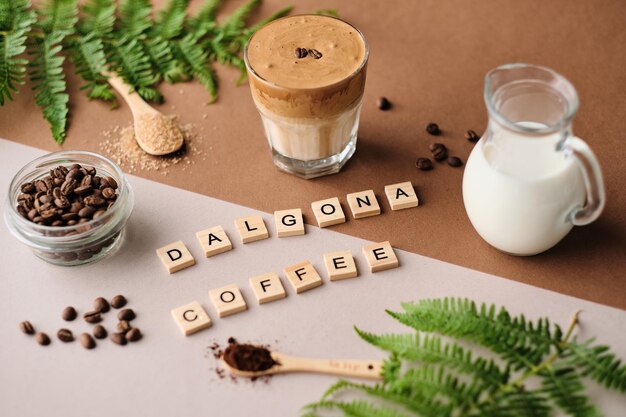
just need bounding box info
[80,0,115,35]
[153,0,188,39]
[221,0,260,33]
[37,0,77,35]
[479,386,551,417]
[107,36,162,103]
[0,0,36,105]
[540,366,599,417]
[119,0,151,38]
[29,39,69,143]
[144,36,189,83]
[566,338,626,392]
[69,34,116,103]
[175,33,216,102]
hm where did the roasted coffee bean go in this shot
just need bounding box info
[110,332,127,346]
[40,208,58,221]
[78,206,96,218]
[118,308,135,321]
[308,48,323,59]
[54,196,70,209]
[21,182,35,193]
[69,202,83,213]
[65,168,83,182]
[61,212,78,221]
[416,157,434,171]
[20,320,35,335]
[36,332,50,346]
[426,122,441,136]
[35,180,48,193]
[17,205,28,218]
[70,163,82,170]
[51,220,64,227]
[52,187,62,199]
[84,195,106,207]
[80,333,96,349]
[27,209,38,220]
[117,320,132,333]
[430,143,448,161]
[126,328,142,342]
[465,129,480,143]
[94,296,110,313]
[294,47,308,58]
[447,156,463,167]
[86,166,96,176]
[101,187,116,200]
[39,194,54,204]
[53,177,64,186]
[83,310,102,324]
[91,176,101,189]
[111,294,127,309]
[103,176,118,189]
[57,328,74,342]
[74,185,93,196]
[93,325,107,339]
[93,210,106,220]
[60,179,77,196]
[377,97,391,111]
[81,175,92,187]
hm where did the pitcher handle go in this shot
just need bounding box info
[563,137,605,226]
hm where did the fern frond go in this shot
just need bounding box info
[356,328,508,389]
[119,0,151,38]
[221,0,260,33]
[80,0,115,35]
[153,0,188,39]
[37,0,77,35]
[566,338,626,392]
[540,366,599,417]
[107,36,162,103]
[304,399,411,417]
[315,9,339,17]
[144,36,188,83]
[0,0,36,105]
[69,34,116,103]
[479,386,551,417]
[175,33,216,102]
[28,38,69,143]
[388,298,561,369]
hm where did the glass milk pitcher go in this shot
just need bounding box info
[462,64,605,256]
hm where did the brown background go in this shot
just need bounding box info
[1,0,625,309]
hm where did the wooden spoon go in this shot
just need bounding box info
[222,351,383,380]
[105,72,183,156]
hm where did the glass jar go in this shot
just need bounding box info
[4,151,134,266]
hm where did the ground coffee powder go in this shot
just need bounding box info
[223,340,278,372]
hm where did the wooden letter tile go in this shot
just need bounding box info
[311,197,346,228]
[234,215,269,243]
[156,240,195,274]
[384,181,419,210]
[274,209,305,237]
[249,272,287,304]
[283,261,323,294]
[196,226,233,257]
[208,284,247,318]
[171,301,212,336]
[346,190,381,219]
[323,250,358,281]
[363,241,399,272]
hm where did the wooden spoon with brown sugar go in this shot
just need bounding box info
[105,72,183,156]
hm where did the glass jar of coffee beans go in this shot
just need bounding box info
[4,151,133,266]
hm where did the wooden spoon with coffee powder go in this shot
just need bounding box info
[105,73,184,156]
[221,342,383,380]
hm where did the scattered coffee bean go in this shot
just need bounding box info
[117,320,132,334]
[20,320,35,335]
[126,328,142,342]
[57,328,74,343]
[83,310,102,324]
[465,129,480,143]
[118,308,135,321]
[377,97,391,111]
[80,333,96,349]
[308,48,323,59]
[294,47,308,58]
[93,325,108,340]
[110,294,127,309]
[93,297,110,313]
[416,157,434,171]
[62,306,77,321]
[430,143,448,161]
[110,332,127,346]
[426,122,441,136]
[36,332,50,346]
[447,156,463,167]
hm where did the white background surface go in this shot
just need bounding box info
[1,139,624,416]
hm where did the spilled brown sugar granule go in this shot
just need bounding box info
[99,116,204,175]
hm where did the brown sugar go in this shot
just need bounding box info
[134,113,184,155]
